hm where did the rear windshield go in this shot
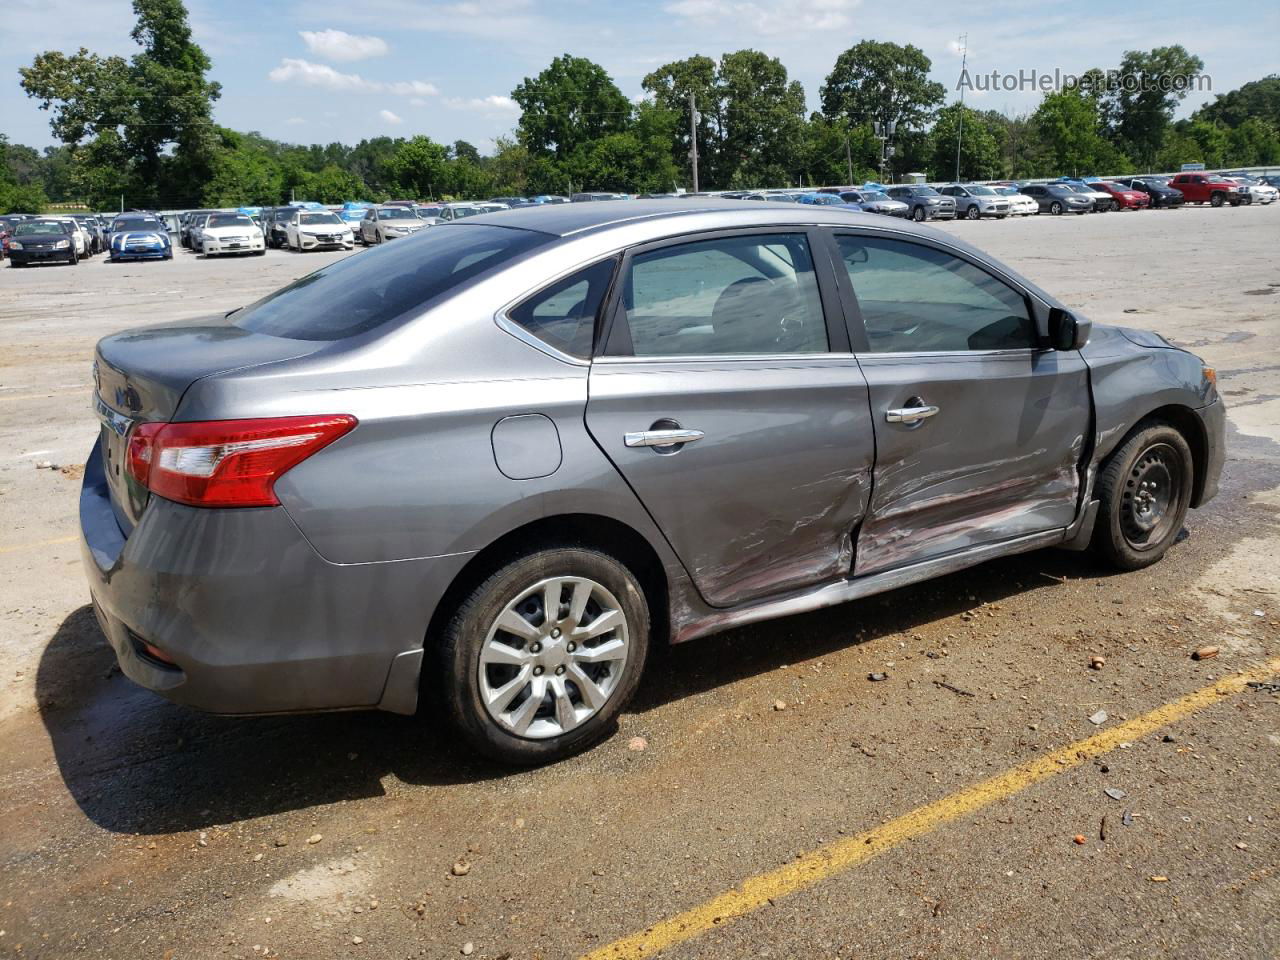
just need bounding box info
[232,224,550,341]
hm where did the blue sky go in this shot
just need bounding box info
[4,0,1277,153]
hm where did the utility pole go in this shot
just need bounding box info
[954,33,968,182]
[845,135,854,186]
[688,92,700,193]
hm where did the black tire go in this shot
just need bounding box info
[912,205,926,222]
[1050,201,1063,215]
[965,204,980,220]
[1109,200,1119,212]
[1210,192,1224,208]
[1092,422,1194,571]
[438,546,650,766]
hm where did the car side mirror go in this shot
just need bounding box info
[1048,307,1090,351]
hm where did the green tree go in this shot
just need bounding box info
[717,50,806,187]
[1099,46,1204,168]
[451,140,481,164]
[0,136,50,213]
[1197,74,1280,129]
[388,135,448,199]
[19,0,221,207]
[513,55,632,164]
[1030,89,1127,177]
[642,55,721,182]
[820,41,945,133]
[927,104,1001,181]
[202,130,284,206]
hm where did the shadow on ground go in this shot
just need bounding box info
[37,544,1118,836]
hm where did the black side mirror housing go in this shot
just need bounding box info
[1048,307,1091,351]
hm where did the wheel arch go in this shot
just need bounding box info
[1103,404,1209,508]
[424,513,672,656]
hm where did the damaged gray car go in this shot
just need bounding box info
[81,201,1224,764]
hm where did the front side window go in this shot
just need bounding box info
[508,259,616,359]
[836,235,1035,354]
[619,233,828,357]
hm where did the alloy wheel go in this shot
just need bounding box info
[478,576,630,739]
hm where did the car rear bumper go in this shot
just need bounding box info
[78,442,473,716]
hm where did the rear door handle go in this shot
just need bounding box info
[885,404,940,424]
[624,429,705,448]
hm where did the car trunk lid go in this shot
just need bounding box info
[93,317,322,533]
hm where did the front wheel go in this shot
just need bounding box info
[1092,422,1194,571]
[439,547,650,765]
[912,206,926,222]
[965,205,980,220]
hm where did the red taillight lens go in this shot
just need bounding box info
[124,415,357,507]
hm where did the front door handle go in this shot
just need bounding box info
[885,404,940,424]
[624,428,705,448]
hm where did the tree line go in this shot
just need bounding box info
[4,0,1279,213]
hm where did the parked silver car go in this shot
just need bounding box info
[357,205,427,244]
[81,201,1224,764]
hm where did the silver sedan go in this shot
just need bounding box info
[81,201,1225,764]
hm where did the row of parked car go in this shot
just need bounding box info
[0,211,176,266]
[696,171,1278,222]
[8,170,1273,269]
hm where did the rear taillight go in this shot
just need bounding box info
[124,415,357,507]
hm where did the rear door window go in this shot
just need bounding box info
[233,225,550,340]
[617,233,829,356]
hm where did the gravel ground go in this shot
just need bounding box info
[0,207,1277,960]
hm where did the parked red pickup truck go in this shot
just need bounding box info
[1167,173,1248,207]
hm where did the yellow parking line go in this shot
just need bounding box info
[0,534,78,555]
[582,657,1280,960]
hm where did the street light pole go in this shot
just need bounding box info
[689,92,700,193]
[954,33,968,182]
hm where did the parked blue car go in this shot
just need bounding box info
[108,215,172,262]
[796,192,865,211]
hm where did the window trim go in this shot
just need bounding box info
[597,225,851,362]
[823,226,1046,358]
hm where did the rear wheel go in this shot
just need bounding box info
[912,206,926,222]
[439,546,650,765]
[1092,422,1194,571]
[1049,201,1063,215]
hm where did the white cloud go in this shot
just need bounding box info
[379,108,403,124]
[663,0,858,34]
[268,58,438,96]
[300,28,389,62]
[443,94,520,113]
[285,116,306,125]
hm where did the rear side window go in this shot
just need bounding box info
[836,235,1035,353]
[233,225,550,340]
[619,233,828,356]
[508,259,616,359]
